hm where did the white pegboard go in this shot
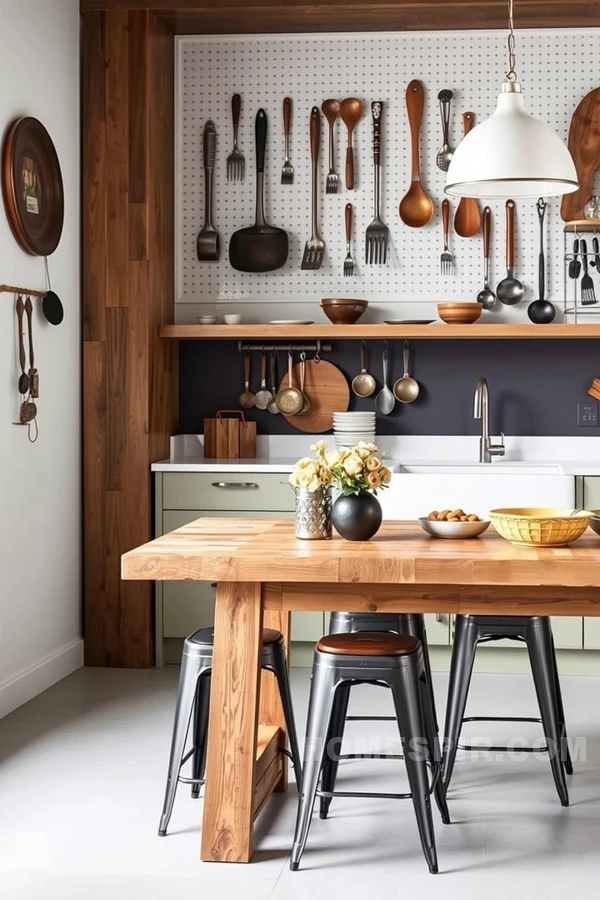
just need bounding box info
[176,30,600,314]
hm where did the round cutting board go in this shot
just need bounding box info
[279,359,350,432]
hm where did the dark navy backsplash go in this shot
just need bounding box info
[179,340,600,437]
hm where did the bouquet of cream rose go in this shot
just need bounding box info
[289,452,333,493]
[290,440,392,497]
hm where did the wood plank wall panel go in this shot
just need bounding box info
[80,1,600,32]
[82,10,177,667]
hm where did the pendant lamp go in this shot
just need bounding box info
[445,0,578,199]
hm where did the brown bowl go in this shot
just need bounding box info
[321,298,368,325]
[438,302,483,325]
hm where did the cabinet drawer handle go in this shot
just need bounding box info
[211,481,259,490]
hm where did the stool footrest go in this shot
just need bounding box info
[317,788,413,801]
[339,752,404,760]
[462,716,543,724]
[458,743,548,753]
[345,715,397,722]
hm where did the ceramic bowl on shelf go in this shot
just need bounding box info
[197,315,218,325]
[489,507,592,546]
[437,302,483,325]
[418,518,490,539]
[321,298,368,325]
[224,314,242,325]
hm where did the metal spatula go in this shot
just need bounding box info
[301,107,325,270]
[581,239,597,305]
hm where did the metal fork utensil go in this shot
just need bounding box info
[365,101,389,265]
[281,97,294,185]
[343,203,355,277]
[301,107,325,270]
[226,93,245,183]
[440,198,453,275]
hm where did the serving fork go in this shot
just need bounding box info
[365,101,389,265]
[301,107,325,270]
[280,97,294,185]
[226,93,245,182]
[343,203,355,277]
[440,198,454,274]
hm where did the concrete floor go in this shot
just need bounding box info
[1,665,600,899]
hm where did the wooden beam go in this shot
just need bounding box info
[80,1,600,32]
[82,9,177,667]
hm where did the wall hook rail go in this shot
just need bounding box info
[237,341,332,353]
[0,283,46,298]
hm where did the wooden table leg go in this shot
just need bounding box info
[262,594,291,792]
[201,581,263,863]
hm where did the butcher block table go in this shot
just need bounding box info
[121,517,600,863]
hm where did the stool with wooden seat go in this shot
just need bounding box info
[158,626,302,836]
[290,632,449,875]
[443,615,572,806]
[320,611,439,820]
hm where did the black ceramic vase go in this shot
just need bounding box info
[331,492,382,541]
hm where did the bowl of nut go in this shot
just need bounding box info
[418,509,490,539]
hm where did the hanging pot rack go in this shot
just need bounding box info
[1,283,46,297]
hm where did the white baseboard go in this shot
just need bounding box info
[0,639,84,720]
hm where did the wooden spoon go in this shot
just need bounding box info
[454,112,481,238]
[399,80,433,228]
[340,98,363,190]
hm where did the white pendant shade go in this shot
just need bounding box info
[445,85,579,199]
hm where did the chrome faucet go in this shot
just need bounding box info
[473,377,505,464]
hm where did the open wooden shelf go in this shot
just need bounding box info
[159,323,600,341]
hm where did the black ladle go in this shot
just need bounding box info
[16,296,29,394]
[528,198,556,324]
[42,256,64,325]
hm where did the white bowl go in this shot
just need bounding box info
[197,315,217,325]
[418,518,491,539]
[224,314,242,325]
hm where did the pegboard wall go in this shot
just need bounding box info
[176,30,600,314]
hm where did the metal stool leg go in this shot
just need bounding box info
[158,651,204,835]
[191,671,211,798]
[391,667,439,875]
[550,633,573,776]
[268,642,303,790]
[442,616,478,790]
[526,624,570,807]
[290,664,339,871]
[319,682,351,819]
[418,671,450,825]
[410,615,439,735]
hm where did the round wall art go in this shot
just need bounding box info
[2,116,64,256]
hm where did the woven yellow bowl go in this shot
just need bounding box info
[489,507,592,547]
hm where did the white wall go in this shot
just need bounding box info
[0,0,82,718]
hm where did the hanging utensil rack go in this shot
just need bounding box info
[1,284,46,297]
[236,341,332,353]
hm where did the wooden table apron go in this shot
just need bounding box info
[120,518,600,863]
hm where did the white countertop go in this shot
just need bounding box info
[151,434,600,476]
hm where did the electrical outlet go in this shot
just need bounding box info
[578,402,598,427]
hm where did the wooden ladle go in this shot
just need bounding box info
[340,97,363,190]
[454,112,481,238]
[399,80,433,228]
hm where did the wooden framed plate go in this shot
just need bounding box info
[2,117,64,256]
[384,319,435,325]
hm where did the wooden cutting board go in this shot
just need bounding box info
[561,87,600,222]
[279,359,350,432]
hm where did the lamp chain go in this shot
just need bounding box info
[505,0,518,82]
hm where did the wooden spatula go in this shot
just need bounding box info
[454,112,481,238]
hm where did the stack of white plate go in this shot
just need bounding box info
[332,412,376,448]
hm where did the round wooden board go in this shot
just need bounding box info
[1,117,64,256]
[279,359,350,432]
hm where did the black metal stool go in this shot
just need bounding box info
[158,626,302,836]
[290,632,449,875]
[320,611,440,820]
[442,615,572,806]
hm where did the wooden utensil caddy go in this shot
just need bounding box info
[204,410,257,459]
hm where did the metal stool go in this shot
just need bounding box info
[158,626,302,836]
[290,632,449,875]
[443,615,572,806]
[320,611,440,821]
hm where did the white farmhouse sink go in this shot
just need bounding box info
[397,462,564,475]
[381,467,574,521]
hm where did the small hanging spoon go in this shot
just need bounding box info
[16,296,29,395]
[375,340,395,415]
